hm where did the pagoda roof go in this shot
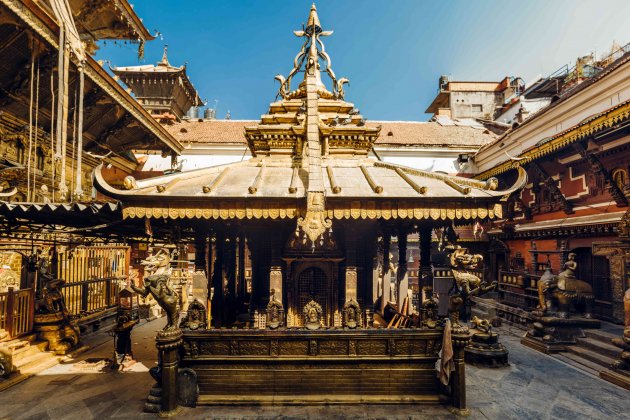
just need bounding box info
[94,4,525,227]
[111,46,203,108]
[93,156,525,221]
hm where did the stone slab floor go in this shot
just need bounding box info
[0,319,628,420]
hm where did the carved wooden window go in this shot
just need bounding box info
[16,140,25,164]
[612,168,628,191]
[36,147,45,171]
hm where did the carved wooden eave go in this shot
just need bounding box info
[93,160,526,221]
[0,0,183,157]
[475,99,630,180]
[47,0,155,41]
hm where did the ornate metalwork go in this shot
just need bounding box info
[180,299,207,330]
[342,298,361,329]
[303,299,323,330]
[131,249,179,330]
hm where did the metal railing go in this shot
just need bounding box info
[0,288,35,339]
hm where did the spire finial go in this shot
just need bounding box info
[159,44,169,66]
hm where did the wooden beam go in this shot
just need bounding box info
[529,161,573,214]
[572,142,628,207]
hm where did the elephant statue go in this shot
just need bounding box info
[536,253,594,319]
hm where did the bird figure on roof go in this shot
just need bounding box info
[335,77,349,100]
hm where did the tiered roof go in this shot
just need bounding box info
[95,4,524,239]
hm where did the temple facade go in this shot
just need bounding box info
[472,44,630,324]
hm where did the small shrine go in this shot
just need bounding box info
[111,46,203,121]
[95,4,525,415]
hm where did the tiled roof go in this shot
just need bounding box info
[163,119,496,148]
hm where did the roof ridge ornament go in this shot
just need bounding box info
[158,44,170,67]
[275,3,348,101]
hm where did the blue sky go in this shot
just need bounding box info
[97,0,630,121]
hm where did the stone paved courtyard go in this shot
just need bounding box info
[0,318,628,420]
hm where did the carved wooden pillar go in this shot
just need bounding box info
[372,236,382,308]
[194,233,207,273]
[397,227,409,313]
[211,231,225,328]
[237,233,246,298]
[225,233,237,324]
[420,226,432,294]
[345,232,358,302]
[380,232,391,314]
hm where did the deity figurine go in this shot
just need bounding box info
[131,249,179,330]
[534,253,594,319]
[448,247,496,328]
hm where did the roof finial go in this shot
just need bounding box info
[159,44,169,66]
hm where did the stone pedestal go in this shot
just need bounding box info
[465,330,509,367]
[521,314,600,354]
[145,328,184,416]
[33,312,79,355]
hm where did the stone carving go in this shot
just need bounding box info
[535,254,594,319]
[303,299,323,330]
[131,249,179,330]
[0,265,19,293]
[179,299,207,330]
[266,290,284,329]
[342,299,361,329]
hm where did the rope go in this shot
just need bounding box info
[27,47,35,201]
[70,85,77,197]
[32,61,40,201]
[74,64,84,200]
[54,22,64,164]
[59,40,70,201]
[50,71,55,200]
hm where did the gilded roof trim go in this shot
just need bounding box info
[475,99,630,180]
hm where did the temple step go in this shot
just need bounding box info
[575,337,621,359]
[565,345,616,370]
[584,329,621,343]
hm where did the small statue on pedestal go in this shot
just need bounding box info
[524,254,600,353]
[33,250,79,354]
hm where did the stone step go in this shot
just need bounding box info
[566,345,616,370]
[576,337,621,359]
[584,329,620,344]
[8,341,48,361]
[14,350,57,371]
[18,354,59,375]
[555,352,603,376]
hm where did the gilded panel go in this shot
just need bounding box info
[318,339,349,355]
[239,340,270,356]
[279,340,309,355]
[356,339,387,356]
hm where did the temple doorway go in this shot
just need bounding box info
[573,247,612,319]
[296,267,330,326]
